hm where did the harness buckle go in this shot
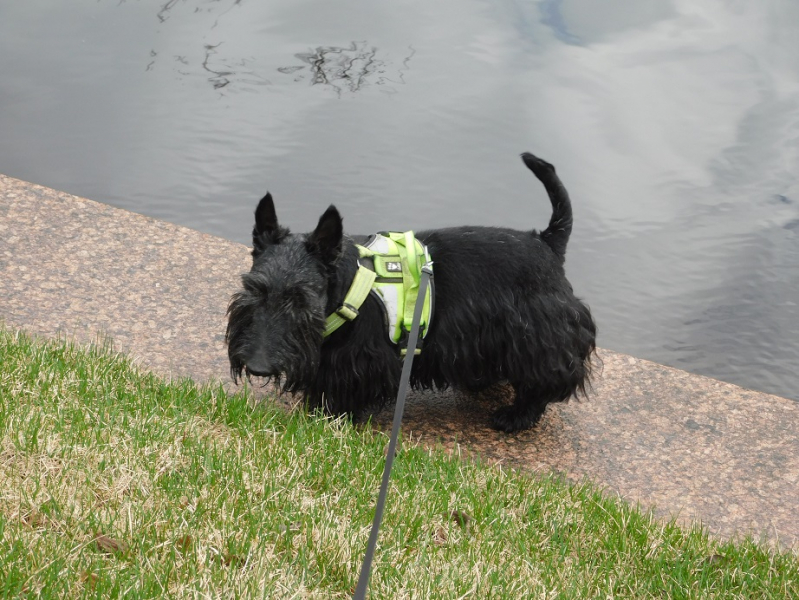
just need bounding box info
[397,328,424,356]
[336,302,359,321]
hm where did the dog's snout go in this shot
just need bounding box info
[245,353,276,378]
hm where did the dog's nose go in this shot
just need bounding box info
[245,354,275,378]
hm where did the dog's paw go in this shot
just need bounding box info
[490,406,541,433]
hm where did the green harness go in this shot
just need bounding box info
[323,231,434,355]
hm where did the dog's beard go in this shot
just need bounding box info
[276,344,320,394]
[228,339,321,394]
[240,364,314,394]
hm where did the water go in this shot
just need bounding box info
[1,0,798,401]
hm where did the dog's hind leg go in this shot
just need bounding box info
[490,383,558,433]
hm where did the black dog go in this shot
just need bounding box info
[226,153,596,432]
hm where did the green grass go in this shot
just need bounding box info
[0,327,797,599]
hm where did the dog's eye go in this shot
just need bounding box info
[243,283,265,299]
[284,288,306,309]
[242,274,269,297]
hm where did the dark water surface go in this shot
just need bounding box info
[2,0,798,400]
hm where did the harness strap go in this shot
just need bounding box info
[323,264,376,338]
[401,230,419,338]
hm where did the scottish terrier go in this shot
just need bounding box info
[226,153,596,432]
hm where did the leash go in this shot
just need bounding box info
[352,261,433,600]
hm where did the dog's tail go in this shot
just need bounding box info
[521,152,573,259]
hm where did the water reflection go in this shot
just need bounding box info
[156,0,244,25]
[141,0,271,92]
[279,41,415,95]
[538,0,581,45]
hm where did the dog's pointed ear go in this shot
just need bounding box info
[252,192,288,256]
[254,192,278,235]
[307,204,343,263]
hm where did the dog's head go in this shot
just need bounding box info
[225,193,344,391]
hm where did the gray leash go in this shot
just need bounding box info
[352,262,433,600]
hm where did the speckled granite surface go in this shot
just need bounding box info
[2,174,798,551]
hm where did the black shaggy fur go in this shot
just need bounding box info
[226,152,597,432]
